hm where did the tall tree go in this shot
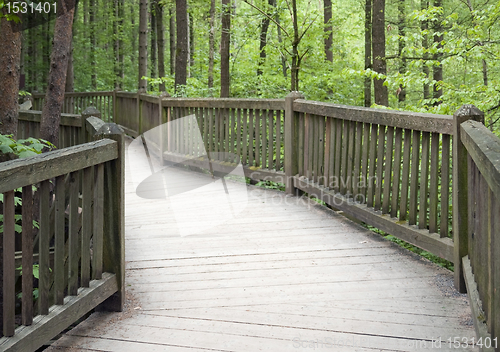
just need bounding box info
[0,14,22,137]
[220,0,231,97]
[208,0,216,90]
[364,0,372,107]
[169,8,175,75]
[156,1,166,92]
[150,0,158,84]
[90,0,97,89]
[421,0,430,101]
[138,0,149,90]
[324,0,333,62]
[40,0,76,147]
[397,0,406,104]
[372,0,388,106]
[432,0,443,105]
[175,0,188,90]
[257,0,274,75]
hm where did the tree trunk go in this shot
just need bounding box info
[189,13,194,69]
[139,0,149,90]
[324,0,333,62]
[66,0,79,94]
[175,0,188,90]
[0,15,22,137]
[90,0,97,89]
[372,0,388,106]
[290,0,300,91]
[208,0,215,90]
[113,0,120,89]
[397,0,406,104]
[220,0,231,97]
[169,8,176,75]
[421,0,430,100]
[364,0,372,107]
[40,0,76,147]
[257,0,273,76]
[156,1,166,92]
[432,0,443,105]
[150,0,158,86]
[275,10,287,77]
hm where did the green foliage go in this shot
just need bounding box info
[0,134,54,158]
[255,180,285,191]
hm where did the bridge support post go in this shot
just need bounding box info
[284,91,304,195]
[82,106,101,144]
[96,123,125,311]
[452,104,483,293]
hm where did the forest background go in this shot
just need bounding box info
[2,0,500,135]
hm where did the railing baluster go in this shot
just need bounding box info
[312,115,319,183]
[340,120,349,195]
[231,108,236,163]
[261,110,267,168]
[268,110,273,169]
[346,121,355,195]
[39,180,50,315]
[399,129,412,221]
[54,175,66,304]
[382,126,394,214]
[3,190,15,337]
[409,130,421,225]
[236,109,242,162]
[440,134,451,237]
[93,164,104,280]
[419,132,430,229]
[429,132,440,233]
[298,112,305,176]
[255,110,261,167]
[304,113,311,180]
[242,109,248,165]
[352,122,362,199]
[81,167,92,287]
[249,109,254,166]
[333,119,342,193]
[324,117,332,188]
[374,125,385,211]
[360,122,370,200]
[318,116,325,185]
[276,110,282,171]
[367,124,377,206]
[22,185,34,324]
[391,128,403,218]
[68,171,80,296]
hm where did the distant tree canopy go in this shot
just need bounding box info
[7,0,500,134]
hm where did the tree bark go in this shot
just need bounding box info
[324,0,333,62]
[150,0,158,85]
[290,0,300,91]
[169,8,176,75]
[113,0,120,89]
[364,0,372,107]
[208,0,216,90]
[432,0,443,105]
[189,13,194,69]
[138,0,149,91]
[421,0,430,100]
[0,15,22,137]
[40,0,76,147]
[90,0,97,89]
[220,0,231,97]
[257,0,274,75]
[372,0,388,106]
[156,1,166,92]
[175,0,188,90]
[397,0,406,104]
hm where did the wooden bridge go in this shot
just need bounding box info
[0,92,498,351]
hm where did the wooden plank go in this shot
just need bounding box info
[39,180,50,315]
[418,132,430,229]
[275,110,282,171]
[440,134,451,237]
[346,121,355,193]
[367,124,377,207]
[297,112,304,176]
[268,110,273,169]
[360,122,370,200]
[304,113,311,179]
[324,117,331,188]
[491,191,500,342]
[374,125,385,211]
[340,119,349,194]
[293,99,454,134]
[255,109,261,166]
[54,175,66,305]
[3,191,15,337]
[399,129,412,221]
[21,186,34,325]
[93,165,104,280]
[429,133,440,233]
[382,126,394,214]
[81,167,92,287]
[68,171,80,296]
[231,108,236,162]
[261,110,267,168]
[334,118,342,193]
[409,130,420,225]
[352,122,362,198]
[248,109,254,166]
[161,98,284,110]
[0,140,118,193]
[242,109,248,165]
[236,109,242,162]
[391,128,403,218]
[0,273,118,352]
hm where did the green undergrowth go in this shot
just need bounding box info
[253,179,454,271]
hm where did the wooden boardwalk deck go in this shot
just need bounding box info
[45,141,477,352]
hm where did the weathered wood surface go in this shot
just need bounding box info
[44,138,478,351]
[162,97,284,110]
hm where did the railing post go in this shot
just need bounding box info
[452,104,484,292]
[113,89,119,124]
[284,91,304,195]
[137,90,144,135]
[81,106,101,144]
[96,123,125,311]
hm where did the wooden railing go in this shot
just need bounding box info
[0,111,125,351]
[459,118,500,351]
[32,91,115,123]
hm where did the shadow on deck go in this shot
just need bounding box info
[44,138,477,352]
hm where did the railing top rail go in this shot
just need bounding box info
[160,97,285,110]
[31,91,115,98]
[461,120,500,197]
[19,110,81,127]
[0,139,118,193]
[294,99,454,135]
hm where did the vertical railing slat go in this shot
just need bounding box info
[419,132,430,229]
[81,167,92,287]
[346,121,355,195]
[429,132,440,233]
[391,128,403,218]
[360,122,370,200]
[399,129,412,221]
[268,110,273,169]
[374,125,385,211]
[93,163,104,280]
[39,180,50,315]
[440,134,451,237]
[21,185,34,325]
[382,126,394,214]
[275,110,282,171]
[409,130,421,225]
[68,171,80,295]
[324,117,332,188]
[3,190,15,337]
[242,109,248,165]
[54,175,66,304]
[352,122,363,198]
[367,124,377,207]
